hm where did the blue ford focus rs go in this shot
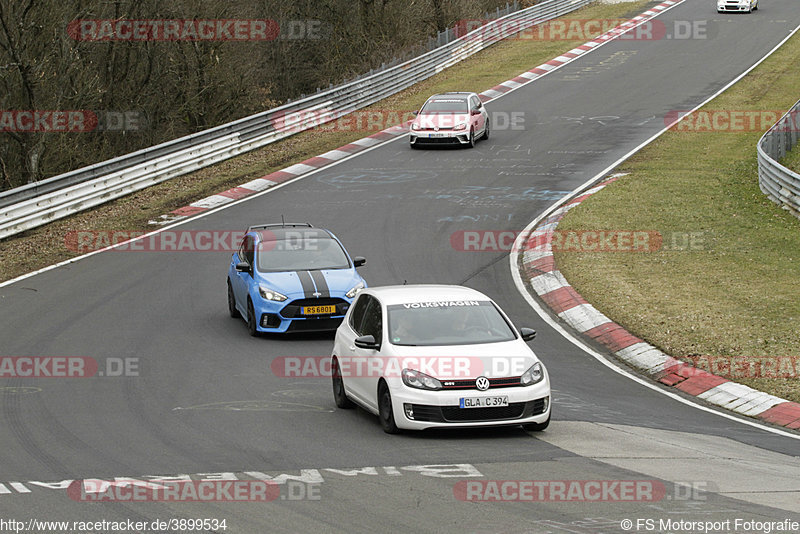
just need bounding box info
[227,223,367,335]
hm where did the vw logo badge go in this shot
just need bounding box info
[476,376,490,391]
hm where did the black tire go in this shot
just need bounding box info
[467,128,476,148]
[481,119,490,140]
[246,299,258,337]
[227,280,239,318]
[522,414,550,432]
[410,141,419,149]
[332,358,354,409]
[378,383,399,434]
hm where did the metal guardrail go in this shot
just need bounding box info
[757,98,800,218]
[0,0,593,240]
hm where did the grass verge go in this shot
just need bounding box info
[0,0,654,283]
[782,135,800,173]
[554,30,800,402]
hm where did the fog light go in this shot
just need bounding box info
[404,403,414,420]
[261,314,280,328]
[543,396,549,413]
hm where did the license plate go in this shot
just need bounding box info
[302,305,336,315]
[428,133,448,138]
[459,396,509,409]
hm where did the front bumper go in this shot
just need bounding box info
[410,130,470,145]
[717,2,752,10]
[388,379,551,430]
[254,296,350,333]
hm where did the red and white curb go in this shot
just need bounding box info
[148,131,404,225]
[519,175,800,431]
[150,0,684,226]
[477,0,681,102]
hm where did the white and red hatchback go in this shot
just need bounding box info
[409,92,489,148]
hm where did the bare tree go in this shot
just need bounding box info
[0,0,513,191]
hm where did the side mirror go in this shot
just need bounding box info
[354,335,380,350]
[519,328,537,342]
[412,110,419,116]
[470,109,481,116]
[235,262,251,273]
[353,256,366,268]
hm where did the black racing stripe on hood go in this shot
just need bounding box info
[296,271,315,298]
[309,270,330,298]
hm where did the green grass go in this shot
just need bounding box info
[782,134,800,174]
[0,0,655,282]
[554,30,800,403]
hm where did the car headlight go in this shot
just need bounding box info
[454,123,467,131]
[345,281,365,299]
[258,285,288,302]
[520,362,544,386]
[402,369,442,391]
[411,123,421,131]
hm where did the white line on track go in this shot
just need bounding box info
[0,1,689,290]
[0,136,401,289]
[2,1,797,441]
[510,22,800,441]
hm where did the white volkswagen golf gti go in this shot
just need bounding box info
[330,285,551,433]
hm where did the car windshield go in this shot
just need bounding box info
[256,236,350,272]
[387,300,516,346]
[421,99,468,114]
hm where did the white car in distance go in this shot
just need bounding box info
[717,0,758,13]
[331,285,551,433]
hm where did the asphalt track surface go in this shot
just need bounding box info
[2,1,800,532]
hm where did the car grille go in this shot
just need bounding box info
[442,403,525,421]
[440,377,522,390]
[414,136,463,144]
[409,398,546,423]
[280,298,349,318]
[285,317,343,332]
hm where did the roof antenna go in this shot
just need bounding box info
[403,280,407,285]
[281,214,285,227]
